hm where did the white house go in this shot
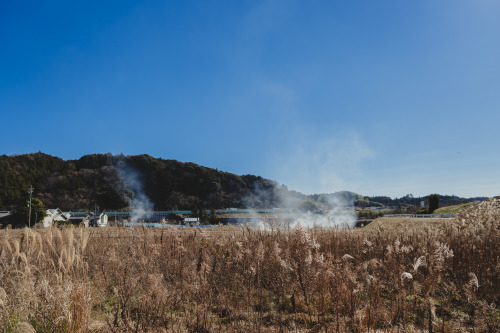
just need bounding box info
[42,209,108,228]
[0,211,12,219]
[42,208,72,228]
[183,217,199,226]
[68,215,90,228]
[89,212,108,227]
[0,211,13,226]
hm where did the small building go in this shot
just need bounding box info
[0,211,13,227]
[89,212,108,227]
[0,211,12,219]
[183,217,199,226]
[69,215,90,228]
[42,209,108,228]
[43,208,72,228]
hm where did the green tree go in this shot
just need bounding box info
[13,198,46,226]
[199,208,209,224]
[428,194,440,213]
[190,204,199,218]
[209,208,218,225]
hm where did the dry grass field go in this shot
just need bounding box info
[433,203,475,215]
[0,199,499,332]
[360,217,452,232]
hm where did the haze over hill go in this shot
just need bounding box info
[0,153,486,213]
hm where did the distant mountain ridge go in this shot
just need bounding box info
[0,153,487,212]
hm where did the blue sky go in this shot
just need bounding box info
[1,0,499,198]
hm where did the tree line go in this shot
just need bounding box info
[0,153,298,212]
[0,153,485,216]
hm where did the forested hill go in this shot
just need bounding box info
[0,153,486,212]
[0,153,307,211]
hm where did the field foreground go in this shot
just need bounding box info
[0,200,499,332]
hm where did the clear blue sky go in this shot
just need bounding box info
[1,0,499,198]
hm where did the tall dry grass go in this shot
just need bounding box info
[0,227,92,332]
[0,198,499,332]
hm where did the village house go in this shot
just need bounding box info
[90,212,108,227]
[183,217,199,226]
[68,215,90,228]
[0,211,13,227]
[0,211,12,219]
[42,208,72,227]
[42,209,108,228]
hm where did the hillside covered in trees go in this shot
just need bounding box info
[0,153,487,212]
[0,153,305,211]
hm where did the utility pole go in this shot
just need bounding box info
[28,186,34,228]
[93,203,99,227]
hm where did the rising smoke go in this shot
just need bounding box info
[248,131,373,230]
[116,159,154,223]
[245,184,358,230]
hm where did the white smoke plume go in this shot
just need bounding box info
[244,131,373,230]
[289,194,357,229]
[116,160,154,224]
[244,184,358,230]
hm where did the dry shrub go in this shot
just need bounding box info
[0,227,92,332]
[1,198,499,332]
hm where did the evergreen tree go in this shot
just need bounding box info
[190,204,199,218]
[13,197,46,226]
[199,208,209,224]
[428,194,440,213]
[209,208,218,224]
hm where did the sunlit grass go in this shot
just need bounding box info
[1,199,499,332]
